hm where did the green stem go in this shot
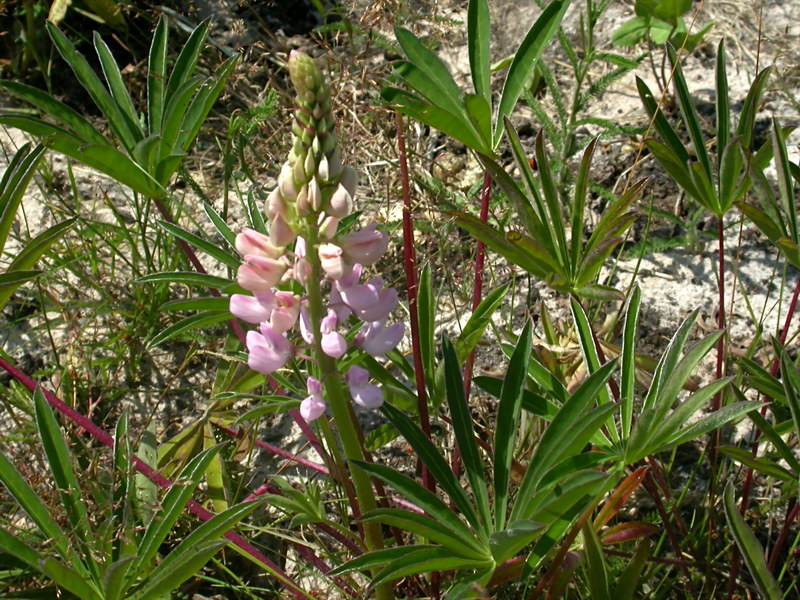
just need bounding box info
[303,226,391,599]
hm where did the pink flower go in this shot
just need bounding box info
[270,291,300,334]
[300,377,326,422]
[356,319,404,357]
[230,291,275,323]
[339,222,388,266]
[235,228,281,259]
[237,255,287,292]
[320,310,347,358]
[319,243,346,280]
[246,323,292,374]
[346,365,384,409]
[299,307,314,344]
[355,280,398,321]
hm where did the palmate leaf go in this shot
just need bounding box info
[383,87,488,153]
[351,458,486,554]
[452,212,558,281]
[46,22,142,153]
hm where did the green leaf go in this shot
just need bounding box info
[177,55,240,153]
[0,527,45,573]
[583,521,611,600]
[6,218,77,274]
[126,444,225,588]
[351,458,486,554]
[33,387,92,548]
[0,454,68,558]
[418,263,436,389]
[612,539,651,598]
[494,321,533,531]
[128,541,227,600]
[46,22,140,152]
[394,27,465,118]
[40,558,103,600]
[489,520,543,565]
[611,17,649,46]
[157,221,241,269]
[716,38,730,168]
[159,296,231,312]
[370,546,491,588]
[47,138,163,198]
[147,16,168,135]
[455,283,510,362]
[737,67,771,150]
[93,32,142,140]
[384,87,487,153]
[203,202,237,250]
[662,401,759,449]
[495,0,569,147]
[329,545,435,577]
[377,404,487,548]
[467,0,491,102]
[0,81,107,145]
[637,77,690,164]
[781,348,800,444]
[442,337,492,534]
[146,310,231,348]
[0,143,47,259]
[360,509,487,559]
[723,482,783,600]
[137,271,236,289]
[166,19,210,98]
[746,408,800,475]
[720,445,796,482]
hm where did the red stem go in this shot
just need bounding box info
[395,111,434,494]
[0,356,314,600]
[454,170,492,480]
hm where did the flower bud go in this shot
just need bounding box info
[270,213,297,247]
[265,187,288,221]
[279,165,297,201]
[327,182,353,218]
[319,215,339,240]
[340,166,358,196]
[304,150,316,179]
[308,177,322,212]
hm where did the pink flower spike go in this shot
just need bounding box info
[230,292,274,323]
[246,327,292,374]
[237,255,287,292]
[358,320,404,357]
[339,221,389,266]
[235,228,281,259]
[319,243,345,280]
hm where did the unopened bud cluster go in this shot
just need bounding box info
[229,51,403,423]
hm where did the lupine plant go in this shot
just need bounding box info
[1,3,800,599]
